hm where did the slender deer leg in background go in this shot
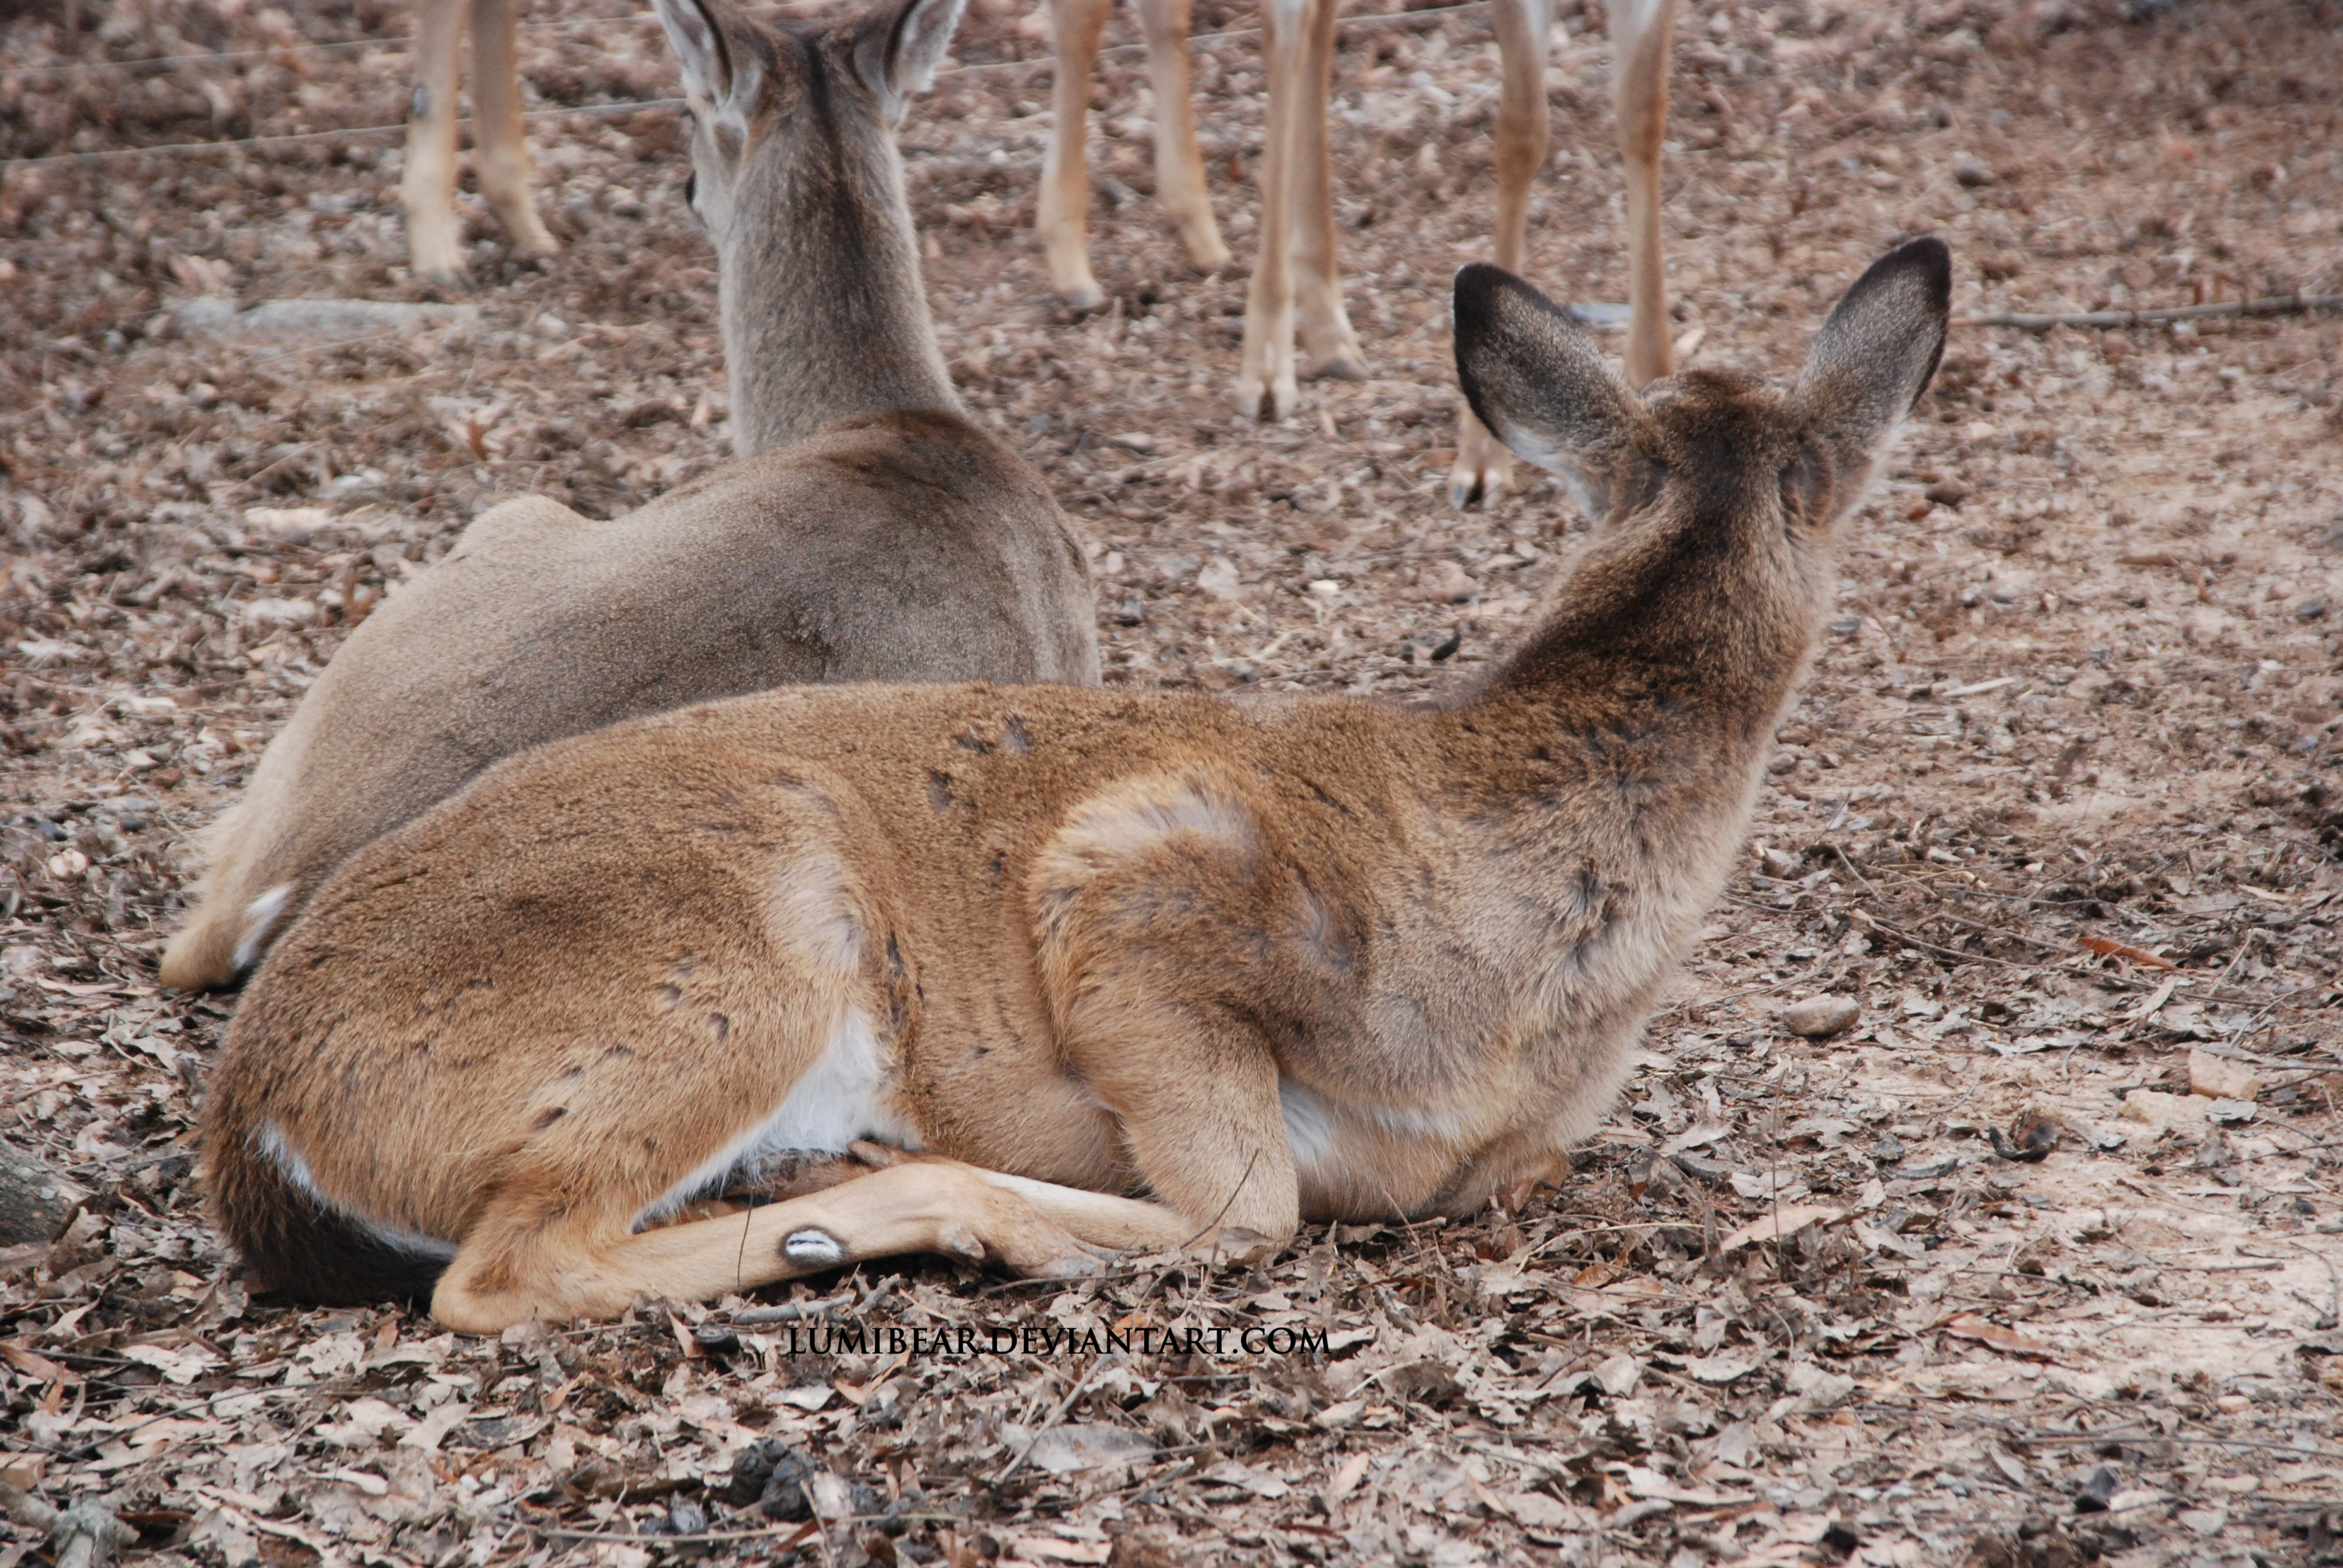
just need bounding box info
[1237,0,1307,420]
[1289,0,1363,382]
[470,0,560,261]
[1614,0,1677,387]
[1041,0,1113,309]
[403,0,471,280]
[1134,0,1230,273]
[1449,0,1554,508]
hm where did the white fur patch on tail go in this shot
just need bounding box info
[233,882,297,973]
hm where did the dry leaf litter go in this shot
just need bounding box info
[3,0,2342,1564]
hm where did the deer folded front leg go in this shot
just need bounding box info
[427,1160,1111,1334]
[848,1144,1253,1259]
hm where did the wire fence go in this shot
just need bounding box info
[0,1,1496,172]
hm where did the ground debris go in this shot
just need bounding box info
[5,0,2342,1563]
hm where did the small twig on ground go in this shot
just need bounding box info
[727,1293,852,1325]
[0,1481,58,1536]
[1,1478,134,1568]
[1962,295,2343,330]
[191,1492,346,1568]
[997,1353,1104,1484]
[2290,1236,2343,1328]
[1849,907,2039,972]
[533,1520,838,1547]
[1989,1431,2335,1456]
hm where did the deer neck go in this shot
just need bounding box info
[718,126,960,455]
[1443,517,1821,869]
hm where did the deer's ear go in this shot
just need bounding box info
[857,0,968,122]
[1795,237,1951,463]
[654,0,762,130]
[1452,264,1646,517]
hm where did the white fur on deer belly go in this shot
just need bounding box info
[634,1005,919,1229]
[1279,1079,1465,1184]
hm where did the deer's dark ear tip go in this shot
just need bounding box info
[1876,235,1953,306]
[1453,261,1512,298]
[1451,263,1506,334]
[1452,263,1550,354]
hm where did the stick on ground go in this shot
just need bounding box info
[1962,294,2343,330]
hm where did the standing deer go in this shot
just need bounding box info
[402,0,562,279]
[1038,0,1680,506]
[159,0,1099,993]
[204,240,1949,1331]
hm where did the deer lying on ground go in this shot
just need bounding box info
[1040,0,1680,504]
[205,239,1949,1333]
[402,0,561,279]
[159,0,1098,993]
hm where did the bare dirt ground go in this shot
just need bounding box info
[4,0,2343,1564]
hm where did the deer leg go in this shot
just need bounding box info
[850,1143,1250,1254]
[1450,0,1552,508]
[1059,989,1301,1243]
[429,1158,1124,1334]
[402,0,471,279]
[1040,0,1113,310]
[1288,0,1363,382]
[1133,0,1229,272]
[1238,0,1308,420]
[1612,0,1677,387]
[469,0,559,261]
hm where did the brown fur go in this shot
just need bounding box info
[160,0,1098,993]
[204,241,1951,1332]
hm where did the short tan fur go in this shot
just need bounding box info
[205,240,1950,1333]
[400,0,561,281]
[160,0,1099,993]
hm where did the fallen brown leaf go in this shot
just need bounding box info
[1941,1313,2059,1361]
[0,1340,75,1383]
[2082,936,2176,969]
[1719,1204,1846,1251]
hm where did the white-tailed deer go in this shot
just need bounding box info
[205,240,1949,1333]
[159,0,1099,993]
[402,0,562,279]
[1039,0,1680,499]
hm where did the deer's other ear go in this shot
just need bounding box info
[654,0,761,126]
[1453,264,1645,517]
[857,0,968,122]
[1795,236,1951,465]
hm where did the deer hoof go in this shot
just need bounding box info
[782,1228,847,1267]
